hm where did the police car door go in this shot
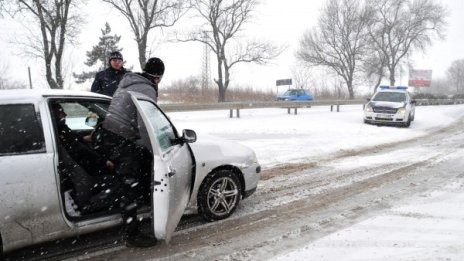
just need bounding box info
[130,94,194,243]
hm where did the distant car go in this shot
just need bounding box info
[363,86,416,127]
[0,89,260,255]
[276,89,314,101]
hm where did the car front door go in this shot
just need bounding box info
[130,94,194,243]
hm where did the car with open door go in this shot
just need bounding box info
[0,89,260,256]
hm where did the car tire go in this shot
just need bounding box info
[403,115,412,128]
[198,169,242,222]
[0,232,3,259]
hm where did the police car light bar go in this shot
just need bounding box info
[379,85,408,90]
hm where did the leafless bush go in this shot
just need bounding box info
[161,77,275,103]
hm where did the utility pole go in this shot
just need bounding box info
[201,31,211,92]
[28,67,33,89]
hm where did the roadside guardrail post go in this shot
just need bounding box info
[337,104,340,112]
[330,105,333,112]
[229,108,240,118]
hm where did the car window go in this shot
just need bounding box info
[52,101,109,131]
[138,100,177,153]
[373,92,406,102]
[0,104,46,156]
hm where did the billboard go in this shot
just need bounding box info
[408,70,432,87]
[276,79,292,86]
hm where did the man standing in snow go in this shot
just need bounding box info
[90,51,129,97]
[100,57,165,248]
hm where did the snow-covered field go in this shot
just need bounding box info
[165,104,464,261]
[169,104,464,168]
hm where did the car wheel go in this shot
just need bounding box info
[198,169,242,221]
[403,115,412,127]
[0,232,3,258]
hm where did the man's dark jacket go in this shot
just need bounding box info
[102,72,157,143]
[90,67,128,97]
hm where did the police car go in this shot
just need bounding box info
[363,86,416,127]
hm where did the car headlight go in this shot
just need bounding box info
[365,104,373,112]
[397,108,407,115]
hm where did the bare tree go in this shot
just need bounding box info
[446,58,464,94]
[5,0,82,89]
[0,1,5,16]
[367,0,447,87]
[0,63,27,89]
[362,48,387,94]
[291,65,312,90]
[178,0,282,102]
[297,0,371,99]
[102,0,188,69]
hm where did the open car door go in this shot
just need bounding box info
[131,93,195,243]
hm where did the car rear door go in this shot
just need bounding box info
[130,94,194,243]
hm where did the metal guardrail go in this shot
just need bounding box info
[161,99,364,111]
[159,99,464,118]
[415,99,464,106]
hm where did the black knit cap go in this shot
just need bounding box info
[109,51,123,61]
[144,57,165,77]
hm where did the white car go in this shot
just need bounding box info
[0,89,260,255]
[363,86,416,127]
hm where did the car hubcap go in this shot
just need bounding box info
[207,177,239,216]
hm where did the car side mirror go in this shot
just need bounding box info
[182,129,197,143]
[411,99,416,104]
[365,97,371,102]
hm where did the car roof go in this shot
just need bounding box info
[376,89,409,94]
[0,89,109,101]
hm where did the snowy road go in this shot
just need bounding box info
[78,105,464,261]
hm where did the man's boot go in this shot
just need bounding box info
[122,211,157,248]
[125,231,158,248]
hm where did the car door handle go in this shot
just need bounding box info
[167,166,176,177]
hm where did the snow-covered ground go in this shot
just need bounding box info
[166,104,464,261]
[169,104,464,168]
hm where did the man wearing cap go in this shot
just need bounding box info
[90,51,129,97]
[99,57,165,248]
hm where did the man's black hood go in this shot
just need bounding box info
[119,72,157,90]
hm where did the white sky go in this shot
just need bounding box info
[0,0,463,92]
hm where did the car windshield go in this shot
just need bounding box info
[283,89,304,96]
[372,92,406,102]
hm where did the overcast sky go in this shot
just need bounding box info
[0,0,463,92]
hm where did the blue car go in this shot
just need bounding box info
[276,89,314,101]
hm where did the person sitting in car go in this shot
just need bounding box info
[51,103,114,176]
